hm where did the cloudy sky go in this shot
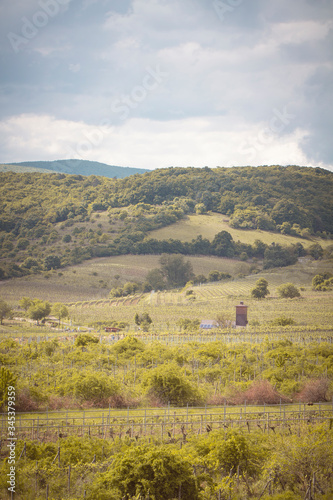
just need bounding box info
[0,0,332,170]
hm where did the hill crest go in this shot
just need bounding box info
[0,159,150,178]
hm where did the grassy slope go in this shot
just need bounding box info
[0,164,54,173]
[150,213,332,247]
[0,254,252,305]
[1,160,150,178]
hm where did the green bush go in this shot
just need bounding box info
[61,371,120,405]
[271,316,295,326]
[142,364,203,406]
[87,444,199,500]
[277,283,301,298]
[74,334,99,347]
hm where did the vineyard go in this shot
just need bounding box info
[1,256,333,498]
[2,402,332,443]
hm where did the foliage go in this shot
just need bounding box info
[0,367,16,410]
[134,312,153,331]
[142,364,203,406]
[74,334,99,347]
[52,302,69,324]
[88,444,199,500]
[296,378,331,403]
[145,268,166,290]
[277,283,301,299]
[312,272,333,291]
[19,296,32,311]
[208,270,232,282]
[0,166,331,280]
[236,380,290,405]
[251,278,270,299]
[27,299,51,324]
[265,424,333,497]
[111,336,146,357]
[44,255,61,270]
[271,316,296,326]
[60,371,120,405]
[263,243,298,269]
[308,243,324,260]
[159,254,194,287]
[0,299,12,324]
[178,318,200,331]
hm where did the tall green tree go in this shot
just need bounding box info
[52,303,69,326]
[211,231,235,257]
[0,300,12,325]
[251,278,270,299]
[28,299,51,324]
[159,254,193,288]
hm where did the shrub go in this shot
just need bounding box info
[142,364,203,406]
[112,336,145,357]
[271,316,295,326]
[277,283,301,298]
[74,334,99,347]
[87,444,199,500]
[295,378,330,403]
[61,371,120,406]
[234,380,289,405]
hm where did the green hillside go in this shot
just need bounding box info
[0,165,332,281]
[0,163,54,173]
[0,159,150,178]
[150,212,331,248]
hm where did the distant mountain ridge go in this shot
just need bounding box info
[0,159,150,178]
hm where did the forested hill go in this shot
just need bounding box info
[0,165,332,279]
[111,165,333,233]
[0,159,150,178]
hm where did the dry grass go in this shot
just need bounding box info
[150,212,331,247]
[0,254,251,306]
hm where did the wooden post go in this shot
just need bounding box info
[68,464,71,495]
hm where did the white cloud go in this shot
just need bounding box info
[0,0,332,168]
[2,113,329,171]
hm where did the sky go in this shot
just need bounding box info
[0,0,332,171]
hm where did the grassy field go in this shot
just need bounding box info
[0,254,252,306]
[150,212,332,247]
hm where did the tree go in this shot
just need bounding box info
[308,243,324,260]
[19,297,32,312]
[134,312,152,331]
[44,255,61,270]
[312,272,333,291]
[251,278,270,299]
[211,230,235,257]
[28,299,51,324]
[0,300,12,325]
[52,303,69,326]
[277,283,301,299]
[263,244,298,269]
[159,254,194,288]
[145,268,166,290]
